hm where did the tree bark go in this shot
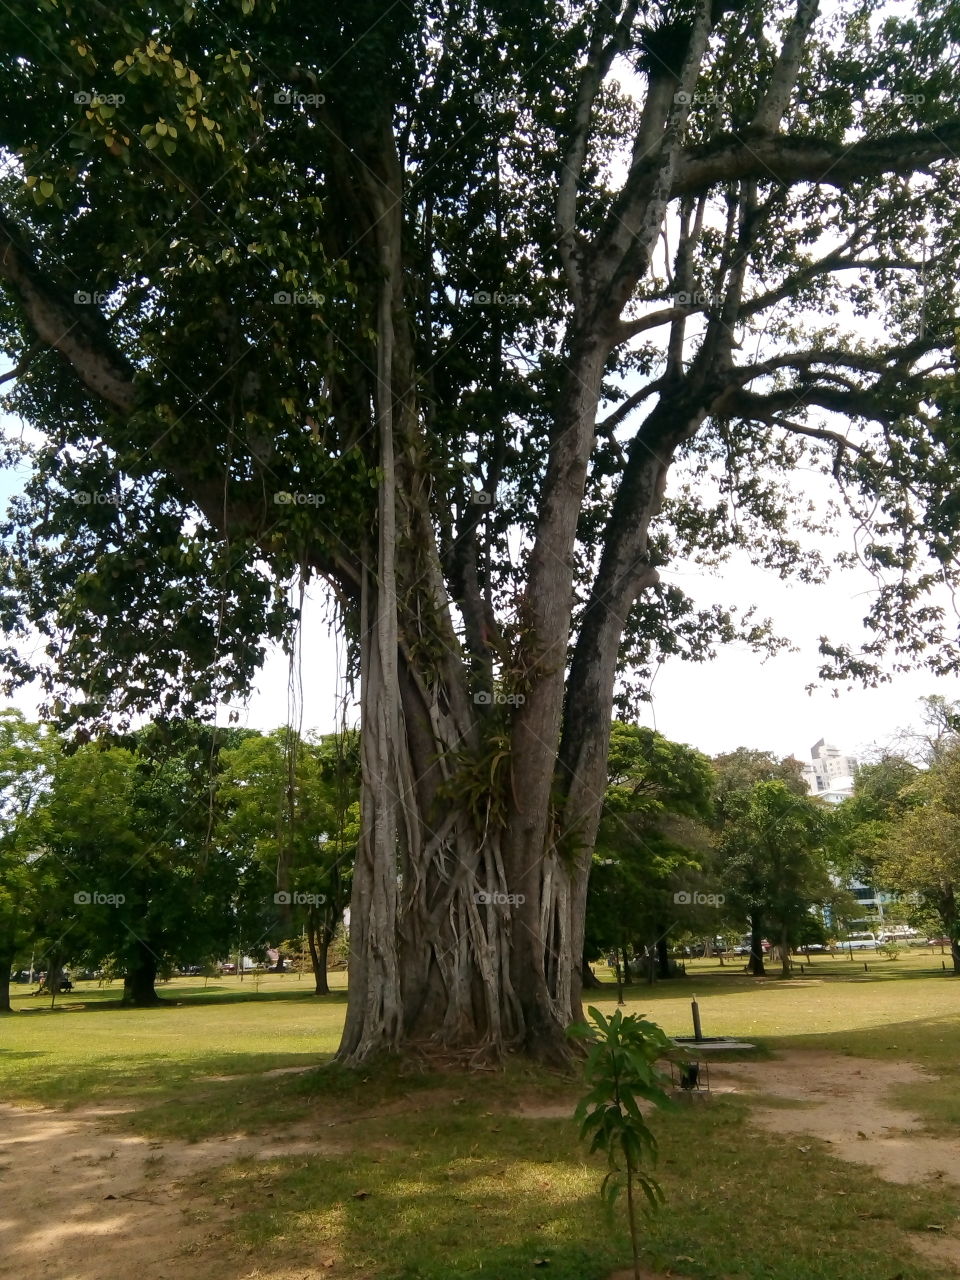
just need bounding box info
[748,915,766,976]
[0,951,13,1013]
[307,918,331,996]
[122,945,161,1006]
[936,886,960,974]
[657,935,671,979]
[780,922,792,978]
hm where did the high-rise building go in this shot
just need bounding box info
[801,738,858,800]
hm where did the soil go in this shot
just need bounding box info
[0,1102,341,1280]
[713,1050,960,1274]
[712,1051,960,1184]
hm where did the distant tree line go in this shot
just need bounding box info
[0,711,359,1012]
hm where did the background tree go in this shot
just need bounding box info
[586,722,715,984]
[29,722,255,1004]
[831,753,920,910]
[877,743,960,973]
[0,710,54,1011]
[2,1,960,1060]
[218,727,359,995]
[712,748,808,803]
[717,780,831,977]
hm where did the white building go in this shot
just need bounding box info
[801,738,858,800]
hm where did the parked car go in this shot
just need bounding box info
[838,932,878,950]
[734,938,771,956]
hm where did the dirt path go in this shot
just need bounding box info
[0,1103,340,1280]
[713,1050,960,1271]
[713,1051,960,1183]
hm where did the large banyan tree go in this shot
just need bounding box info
[1,0,960,1061]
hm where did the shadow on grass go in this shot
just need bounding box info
[586,964,960,1003]
[219,1091,960,1280]
[12,981,349,1013]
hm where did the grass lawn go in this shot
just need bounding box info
[3,955,960,1278]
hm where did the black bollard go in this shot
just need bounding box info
[692,996,703,1042]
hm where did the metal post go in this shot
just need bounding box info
[692,996,703,1042]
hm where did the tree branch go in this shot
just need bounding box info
[556,0,642,306]
[673,123,960,195]
[0,214,136,414]
[751,0,820,134]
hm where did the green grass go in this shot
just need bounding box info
[213,1088,960,1280]
[4,959,960,1277]
[0,973,347,1133]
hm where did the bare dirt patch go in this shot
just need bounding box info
[714,1050,960,1185]
[0,1103,342,1280]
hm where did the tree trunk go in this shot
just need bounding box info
[122,945,160,1006]
[936,886,960,974]
[45,959,64,1009]
[748,915,766,976]
[581,958,602,989]
[337,118,586,1066]
[657,934,671,979]
[307,918,331,996]
[0,951,13,1013]
[780,922,791,978]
